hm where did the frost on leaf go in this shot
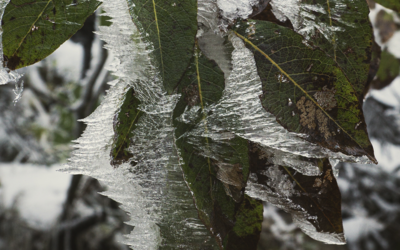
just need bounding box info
[265,0,373,100]
[234,20,376,163]
[246,143,346,245]
[57,0,379,248]
[63,0,217,249]
[173,40,263,247]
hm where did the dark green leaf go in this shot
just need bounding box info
[374,0,400,12]
[173,47,263,249]
[126,0,197,93]
[2,0,101,70]
[234,20,376,163]
[253,0,373,101]
[248,143,345,244]
[110,87,143,167]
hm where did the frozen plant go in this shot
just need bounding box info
[1,0,399,249]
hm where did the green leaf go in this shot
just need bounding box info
[126,0,197,94]
[173,47,263,249]
[372,50,400,90]
[248,143,345,244]
[2,0,101,70]
[374,0,400,12]
[234,20,376,163]
[110,87,143,167]
[253,0,373,101]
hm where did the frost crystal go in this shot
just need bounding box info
[63,0,215,249]
[61,0,372,247]
[217,0,259,21]
[270,0,351,43]
[191,32,371,164]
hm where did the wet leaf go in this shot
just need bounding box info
[247,143,345,244]
[255,0,373,101]
[126,0,197,94]
[173,47,263,249]
[2,0,101,70]
[234,20,376,163]
[110,88,143,167]
[374,0,400,12]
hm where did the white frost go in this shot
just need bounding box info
[217,0,259,21]
[344,216,384,243]
[63,0,214,249]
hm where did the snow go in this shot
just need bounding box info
[370,77,400,107]
[45,40,83,83]
[369,4,400,109]
[369,139,400,173]
[343,216,384,243]
[0,163,71,229]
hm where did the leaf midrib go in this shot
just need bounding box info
[11,0,53,57]
[195,47,214,201]
[151,0,164,80]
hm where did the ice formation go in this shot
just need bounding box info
[57,0,372,247]
[269,0,351,42]
[217,0,259,21]
[63,0,216,249]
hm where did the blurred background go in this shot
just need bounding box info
[1,1,400,249]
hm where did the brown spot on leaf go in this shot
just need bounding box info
[316,109,331,139]
[183,84,199,106]
[313,85,337,111]
[297,96,316,130]
[324,169,333,183]
[297,96,332,139]
[313,178,322,188]
[6,55,22,70]
[216,163,244,190]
